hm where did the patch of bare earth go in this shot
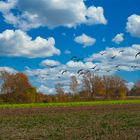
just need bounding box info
[0,104,140,116]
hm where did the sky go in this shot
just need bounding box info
[0,0,140,94]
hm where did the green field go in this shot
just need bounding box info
[0,105,140,140]
[0,99,140,109]
[0,100,140,140]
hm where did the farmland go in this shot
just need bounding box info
[0,101,140,140]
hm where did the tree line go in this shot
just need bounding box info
[0,71,140,103]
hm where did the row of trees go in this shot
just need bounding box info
[0,71,140,103]
[55,73,128,102]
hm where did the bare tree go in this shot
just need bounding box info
[102,76,113,98]
[55,83,64,94]
[55,83,66,102]
[112,76,127,98]
[0,71,16,94]
[70,76,79,96]
[82,73,102,99]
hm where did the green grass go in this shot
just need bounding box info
[0,101,140,139]
[0,99,140,109]
[0,109,140,140]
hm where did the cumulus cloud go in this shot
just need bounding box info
[86,6,107,25]
[0,0,107,30]
[38,85,55,94]
[0,67,17,74]
[0,29,60,58]
[27,61,96,79]
[74,34,96,47]
[41,59,61,67]
[0,0,16,13]
[66,61,95,69]
[112,33,124,44]
[126,14,140,38]
[38,84,71,94]
[86,44,140,73]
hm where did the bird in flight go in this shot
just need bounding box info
[78,71,85,76]
[45,65,57,69]
[106,70,111,73]
[70,56,78,60]
[61,70,68,75]
[100,51,106,55]
[85,70,90,74]
[111,55,116,59]
[91,65,97,70]
[70,56,83,62]
[131,65,139,68]
[76,58,83,62]
[94,68,100,72]
[77,69,84,74]
[135,52,140,58]
[119,50,124,53]
[115,64,121,68]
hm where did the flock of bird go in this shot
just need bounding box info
[40,50,140,79]
[1,50,139,80]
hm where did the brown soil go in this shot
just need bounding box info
[0,104,140,116]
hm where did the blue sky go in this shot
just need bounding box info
[0,0,140,94]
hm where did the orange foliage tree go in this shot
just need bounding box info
[0,72,37,103]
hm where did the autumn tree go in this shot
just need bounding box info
[102,75,127,99]
[111,76,127,99]
[0,72,37,103]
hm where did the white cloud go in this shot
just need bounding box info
[86,44,140,73]
[0,0,16,13]
[126,14,140,38]
[0,0,107,30]
[86,6,107,25]
[38,84,71,94]
[41,59,61,67]
[74,34,96,47]
[112,33,124,44]
[66,61,95,69]
[0,29,60,58]
[126,82,134,90]
[0,67,17,74]
[38,85,55,94]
